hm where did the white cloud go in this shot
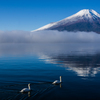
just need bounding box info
[0,30,100,43]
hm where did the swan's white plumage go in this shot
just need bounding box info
[52,76,62,85]
[20,83,31,93]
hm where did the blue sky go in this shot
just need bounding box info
[0,0,100,31]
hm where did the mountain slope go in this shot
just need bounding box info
[32,9,100,33]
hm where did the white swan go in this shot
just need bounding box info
[20,83,31,93]
[52,76,62,85]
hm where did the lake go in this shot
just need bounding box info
[0,43,100,100]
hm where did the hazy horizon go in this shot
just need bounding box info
[0,30,99,43]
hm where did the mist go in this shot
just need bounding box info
[0,30,100,43]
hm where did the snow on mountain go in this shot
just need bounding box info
[72,9,100,18]
[32,9,100,33]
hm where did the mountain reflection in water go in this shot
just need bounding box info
[0,43,100,78]
[0,43,100,100]
[37,43,100,77]
[41,54,100,77]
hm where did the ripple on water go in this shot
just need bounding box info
[0,82,55,100]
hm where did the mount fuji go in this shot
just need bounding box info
[32,9,100,33]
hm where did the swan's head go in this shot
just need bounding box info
[28,83,31,87]
[28,83,31,86]
[28,83,31,89]
[60,76,62,82]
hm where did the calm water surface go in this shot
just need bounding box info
[0,43,100,100]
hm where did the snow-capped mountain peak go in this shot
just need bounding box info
[32,9,100,33]
[62,9,100,23]
[72,9,100,18]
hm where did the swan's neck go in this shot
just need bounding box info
[60,76,62,82]
[28,84,31,90]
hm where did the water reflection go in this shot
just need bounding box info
[39,53,100,77]
[60,83,62,88]
[0,43,100,77]
[49,55,100,77]
[21,91,31,97]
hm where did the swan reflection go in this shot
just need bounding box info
[60,83,62,88]
[28,91,31,97]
